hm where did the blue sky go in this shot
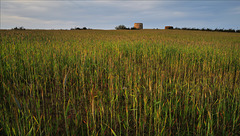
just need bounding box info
[1,0,240,30]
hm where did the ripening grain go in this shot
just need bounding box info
[0,30,240,135]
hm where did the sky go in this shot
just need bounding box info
[1,0,240,30]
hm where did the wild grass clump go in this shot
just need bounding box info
[0,29,240,135]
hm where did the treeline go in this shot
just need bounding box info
[9,26,92,30]
[173,27,240,33]
[8,26,240,33]
[11,26,26,30]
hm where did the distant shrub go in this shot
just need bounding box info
[71,27,81,30]
[223,29,235,33]
[214,28,225,32]
[71,27,90,30]
[165,26,173,29]
[206,28,212,31]
[130,27,137,30]
[115,25,128,30]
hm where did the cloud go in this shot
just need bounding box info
[1,1,167,29]
[1,14,76,29]
[230,6,240,14]
[1,1,240,29]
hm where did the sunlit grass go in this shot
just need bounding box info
[0,29,240,135]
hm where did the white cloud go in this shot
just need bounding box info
[2,14,76,29]
[231,6,240,14]
[172,11,187,17]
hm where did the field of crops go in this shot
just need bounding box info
[1,29,240,135]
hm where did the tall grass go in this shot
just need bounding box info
[1,30,240,135]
